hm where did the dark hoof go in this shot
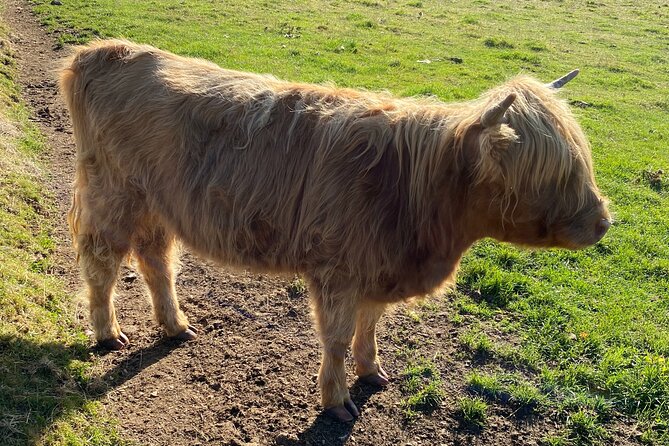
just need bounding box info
[173,325,198,341]
[325,400,359,422]
[360,372,390,387]
[98,332,129,351]
[345,399,360,417]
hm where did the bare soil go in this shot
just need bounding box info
[2,2,642,445]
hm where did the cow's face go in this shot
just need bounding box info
[494,170,611,250]
[544,171,610,249]
[469,72,611,250]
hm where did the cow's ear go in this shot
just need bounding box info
[479,123,518,162]
[475,123,518,182]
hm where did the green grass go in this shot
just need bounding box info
[542,434,572,446]
[458,326,538,369]
[0,9,126,446]
[456,396,488,429]
[565,409,610,445]
[286,277,307,299]
[459,327,496,356]
[467,371,547,413]
[19,0,669,443]
[400,358,445,420]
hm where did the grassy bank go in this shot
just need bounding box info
[23,0,669,443]
[0,8,127,446]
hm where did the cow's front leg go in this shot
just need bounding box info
[310,284,358,422]
[352,300,389,386]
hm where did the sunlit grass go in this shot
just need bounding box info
[400,357,445,420]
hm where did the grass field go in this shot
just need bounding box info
[3,0,669,444]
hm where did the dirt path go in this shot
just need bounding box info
[1,2,590,445]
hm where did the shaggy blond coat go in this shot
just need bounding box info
[60,40,609,420]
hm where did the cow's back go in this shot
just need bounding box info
[60,40,437,293]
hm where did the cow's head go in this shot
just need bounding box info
[466,70,610,249]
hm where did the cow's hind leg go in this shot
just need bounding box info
[75,229,131,350]
[70,175,135,350]
[352,301,389,386]
[132,217,195,341]
[310,282,359,422]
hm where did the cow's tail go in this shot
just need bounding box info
[59,40,133,252]
[60,48,89,253]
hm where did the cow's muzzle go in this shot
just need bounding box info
[594,217,611,242]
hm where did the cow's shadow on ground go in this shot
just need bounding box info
[0,333,384,445]
[277,380,381,446]
[0,333,179,444]
[88,337,182,394]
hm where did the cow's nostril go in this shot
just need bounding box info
[595,218,611,240]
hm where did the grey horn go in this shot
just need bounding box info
[481,93,516,128]
[548,69,579,89]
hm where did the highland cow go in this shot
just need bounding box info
[59,40,610,421]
